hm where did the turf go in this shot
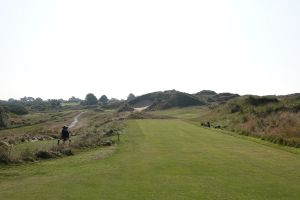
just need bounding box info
[149,106,206,119]
[1,119,300,199]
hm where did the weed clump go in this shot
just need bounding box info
[117,103,134,113]
[51,146,74,156]
[35,150,56,159]
[35,146,74,159]
[229,104,242,113]
[60,148,73,156]
[20,148,35,162]
[0,142,11,164]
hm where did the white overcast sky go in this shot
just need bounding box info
[0,0,299,100]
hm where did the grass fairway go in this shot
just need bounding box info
[1,120,300,199]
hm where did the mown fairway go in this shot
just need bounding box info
[1,119,300,199]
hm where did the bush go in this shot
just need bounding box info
[229,104,241,113]
[291,103,300,112]
[60,148,74,156]
[0,150,10,164]
[197,90,217,95]
[246,96,279,106]
[20,148,35,162]
[0,142,11,164]
[100,139,114,146]
[7,104,28,115]
[35,150,57,159]
[50,146,74,156]
[48,99,61,109]
[0,106,9,128]
[117,103,134,112]
[72,133,102,148]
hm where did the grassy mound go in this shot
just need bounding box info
[129,90,206,110]
[194,90,240,103]
[195,94,300,147]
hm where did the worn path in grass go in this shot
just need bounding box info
[10,111,86,158]
[68,111,85,129]
[1,119,300,199]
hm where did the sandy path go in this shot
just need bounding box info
[68,112,85,129]
[134,106,149,112]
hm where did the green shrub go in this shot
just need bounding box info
[20,148,35,162]
[291,103,300,112]
[7,104,28,115]
[60,148,74,156]
[0,106,9,128]
[73,133,103,148]
[229,104,241,113]
[246,96,279,106]
[85,93,98,105]
[35,150,57,159]
[117,103,134,112]
[0,142,11,164]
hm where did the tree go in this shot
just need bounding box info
[85,93,98,105]
[20,97,27,102]
[127,93,135,101]
[68,96,81,103]
[20,96,35,102]
[48,99,61,108]
[8,98,16,102]
[27,97,35,102]
[109,98,120,103]
[31,97,46,111]
[99,95,108,105]
[7,104,28,115]
[34,97,43,103]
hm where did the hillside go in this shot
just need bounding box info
[194,90,240,104]
[195,94,300,146]
[127,90,239,111]
[128,90,206,110]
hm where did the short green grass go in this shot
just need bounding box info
[149,106,207,119]
[61,102,81,107]
[1,119,300,199]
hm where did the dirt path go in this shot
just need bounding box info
[68,112,85,129]
[134,106,149,112]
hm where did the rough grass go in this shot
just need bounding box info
[1,110,80,137]
[0,119,300,199]
[171,96,300,147]
[1,109,123,163]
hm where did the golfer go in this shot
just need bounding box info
[58,125,71,145]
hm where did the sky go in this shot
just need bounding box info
[0,0,299,100]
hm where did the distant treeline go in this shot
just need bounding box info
[0,98,62,113]
[0,93,134,128]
